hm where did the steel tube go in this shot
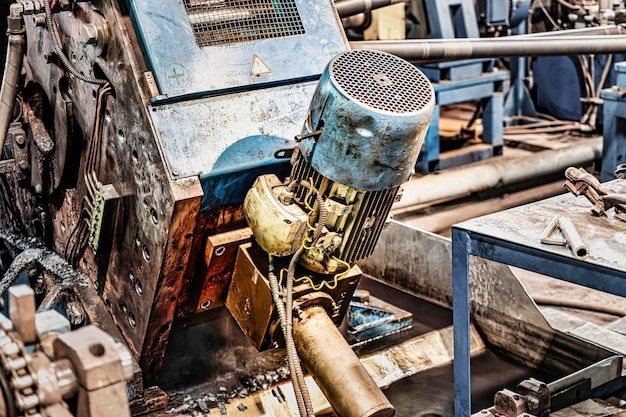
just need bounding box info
[334,0,407,18]
[395,139,602,208]
[293,306,394,417]
[558,216,589,260]
[0,7,25,156]
[350,36,626,63]
[520,24,626,37]
[399,180,566,234]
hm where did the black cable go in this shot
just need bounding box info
[44,0,107,85]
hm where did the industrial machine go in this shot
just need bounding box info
[0,284,133,417]
[0,0,434,415]
[5,0,626,416]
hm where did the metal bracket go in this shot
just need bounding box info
[347,290,413,345]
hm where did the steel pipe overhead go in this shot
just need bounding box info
[521,24,626,37]
[394,139,602,209]
[334,0,407,18]
[350,36,626,63]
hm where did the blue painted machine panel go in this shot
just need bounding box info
[129,0,347,100]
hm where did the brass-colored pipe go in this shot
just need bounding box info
[293,306,394,417]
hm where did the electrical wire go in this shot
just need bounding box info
[85,83,112,198]
[63,202,91,265]
[268,256,308,417]
[63,82,111,265]
[44,0,108,85]
[272,179,329,417]
[279,257,351,291]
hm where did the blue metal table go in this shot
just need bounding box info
[416,69,508,173]
[600,62,626,182]
[451,179,626,417]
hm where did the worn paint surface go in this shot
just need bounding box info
[128,0,347,98]
[298,50,434,191]
[458,179,626,272]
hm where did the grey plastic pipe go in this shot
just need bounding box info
[0,4,25,158]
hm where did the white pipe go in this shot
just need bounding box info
[0,5,25,155]
[396,139,602,209]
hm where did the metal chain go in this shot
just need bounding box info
[0,327,41,417]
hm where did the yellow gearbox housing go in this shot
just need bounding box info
[243,174,308,257]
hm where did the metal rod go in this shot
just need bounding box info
[540,215,567,246]
[350,36,626,63]
[520,24,626,37]
[558,216,589,260]
[397,180,566,234]
[395,139,602,209]
[334,0,407,18]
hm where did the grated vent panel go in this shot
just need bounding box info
[331,49,433,113]
[183,0,305,47]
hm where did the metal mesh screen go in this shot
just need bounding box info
[331,50,433,114]
[183,0,305,47]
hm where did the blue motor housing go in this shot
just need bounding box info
[298,49,435,192]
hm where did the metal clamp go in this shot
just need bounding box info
[564,167,626,222]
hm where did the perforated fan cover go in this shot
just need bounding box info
[330,49,433,114]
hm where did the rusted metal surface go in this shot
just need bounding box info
[14,0,186,377]
[226,242,361,350]
[174,204,247,323]
[0,230,149,405]
[129,386,168,416]
[565,168,626,221]
[9,285,37,344]
[225,243,280,350]
[195,228,252,313]
[159,322,486,417]
[0,282,133,417]
[139,177,203,383]
[54,326,132,417]
[494,388,529,417]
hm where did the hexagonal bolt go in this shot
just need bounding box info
[65,302,85,326]
[33,15,46,27]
